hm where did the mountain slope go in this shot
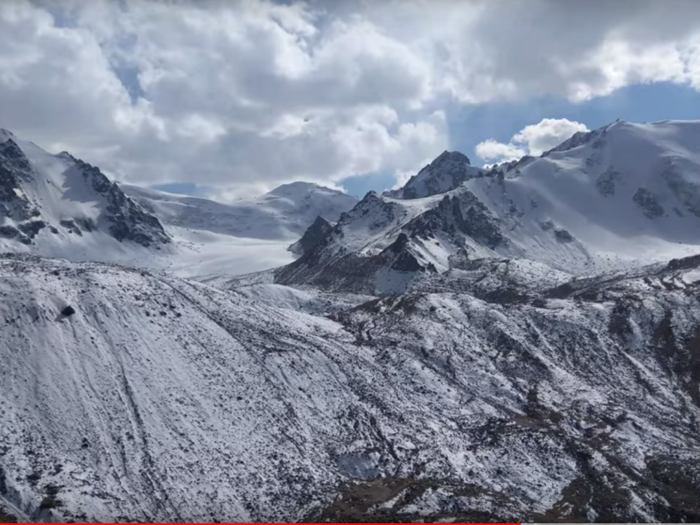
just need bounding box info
[277,120,700,294]
[1,253,700,522]
[0,129,170,262]
[121,181,358,241]
[118,181,357,278]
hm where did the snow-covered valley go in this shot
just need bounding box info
[2,120,700,522]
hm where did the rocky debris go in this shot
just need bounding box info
[308,477,521,523]
[0,507,18,523]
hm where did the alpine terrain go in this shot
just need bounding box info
[0,129,358,278]
[0,129,170,262]
[121,181,358,241]
[1,120,700,523]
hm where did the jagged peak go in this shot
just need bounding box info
[310,214,332,228]
[397,150,474,199]
[432,150,471,166]
[0,137,27,161]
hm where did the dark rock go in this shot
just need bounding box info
[400,150,472,199]
[18,220,46,239]
[26,472,41,485]
[288,215,333,256]
[61,306,76,317]
[633,187,665,218]
[662,166,700,217]
[0,225,20,239]
[39,497,57,510]
[596,170,620,197]
[554,228,574,243]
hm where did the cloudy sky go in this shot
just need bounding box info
[2,0,700,200]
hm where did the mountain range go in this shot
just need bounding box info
[0,128,358,277]
[1,120,700,523]
[277,120,700,294]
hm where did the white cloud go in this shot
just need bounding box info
[475,118,589,164]
[474,140,527,164]
[0,0,699,196]
[512,118,590,156]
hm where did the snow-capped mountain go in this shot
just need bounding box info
[0,128,358,277]
[1,252,699,522]
[277,120,700,294]
[0,129,170,262]
[121,181,358,241]
[385,150,482,199]
[118,181,357,278]
[3,118,700,523]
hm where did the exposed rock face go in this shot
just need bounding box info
[0,139,38,222]
[662,164,700,217]
[68,158,170,247]
[633,187,665,219]
[288,215,333,256]
[396,151,473,199]
[0,136,169,249]
[276,189,507,295]
[595,169,620,197]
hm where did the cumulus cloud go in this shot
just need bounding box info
[0,0,699,196]
[474,140,527,165]
[475,118,589,164]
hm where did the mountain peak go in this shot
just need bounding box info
[266,181,329,198]
[287,215,333,256]
[0,132,170,252]
[0,136,26,161]
[433,150,471,166]
[395,149,475,199]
